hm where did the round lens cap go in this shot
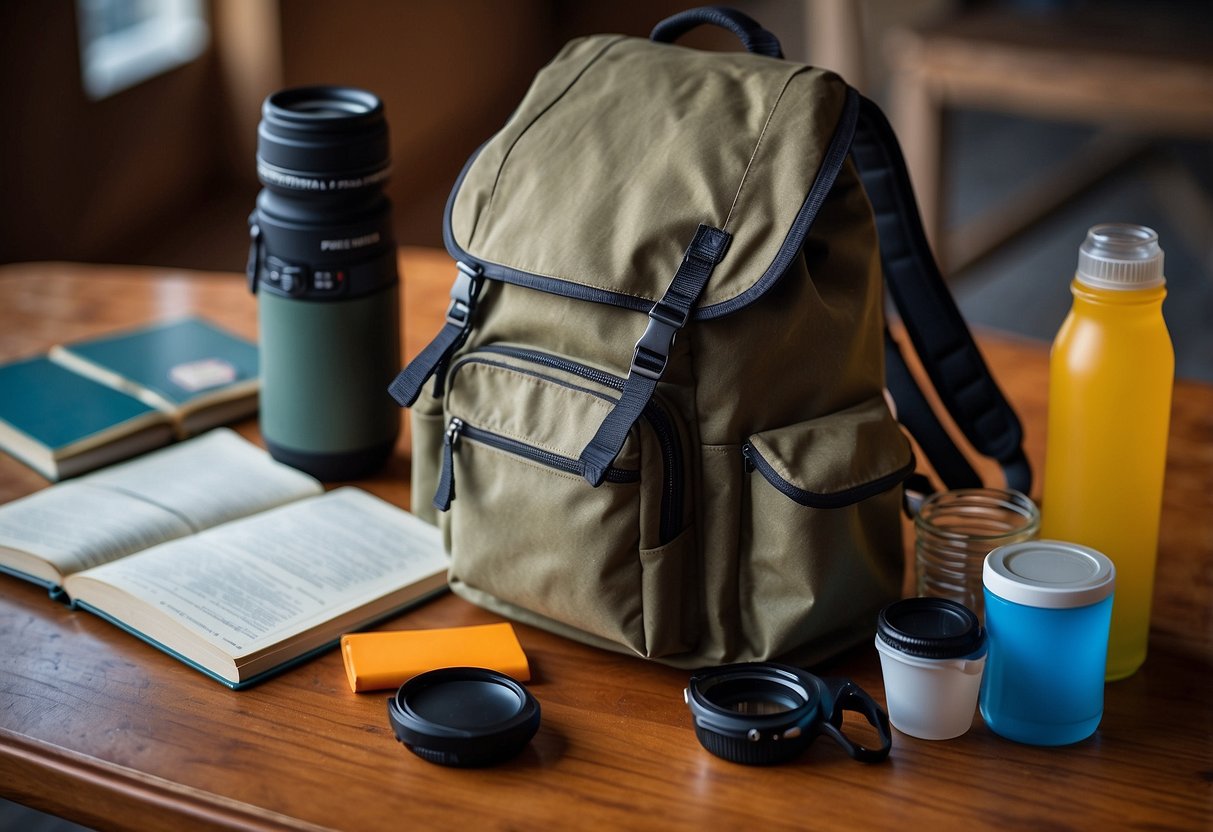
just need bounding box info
[387,667,540,767]
[877,598,985,659]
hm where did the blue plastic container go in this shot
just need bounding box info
[979,541,1116,746]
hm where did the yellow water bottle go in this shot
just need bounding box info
[1042,224,1173,681]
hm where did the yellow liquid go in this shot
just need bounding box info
[1041,280,1173,680]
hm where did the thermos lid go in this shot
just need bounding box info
[876,598,985,660]
[984,541,1115,609]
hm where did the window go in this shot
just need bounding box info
[76,0,210,100]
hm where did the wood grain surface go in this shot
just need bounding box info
[0,251,1209,831]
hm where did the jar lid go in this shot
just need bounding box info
[984,541,1115,609]
[876,598,985,659]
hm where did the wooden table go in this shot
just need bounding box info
[1,250,1210,830]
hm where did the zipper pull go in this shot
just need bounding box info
[432,418,463,511]
[741,442,756,474]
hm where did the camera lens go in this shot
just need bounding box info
[248,85,401,481]
[685,663,892,766]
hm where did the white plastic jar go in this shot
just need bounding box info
[875,598,987,740]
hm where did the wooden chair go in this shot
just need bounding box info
[884,4,1213,272]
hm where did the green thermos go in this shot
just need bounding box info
[247,86,400,480]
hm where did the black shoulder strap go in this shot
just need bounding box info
[850,94,1031,495]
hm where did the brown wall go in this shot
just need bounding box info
[0,1,788,269]
[0,2,227,264]
[274,0,555,246]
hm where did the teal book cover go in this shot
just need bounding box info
[49,317,259,413]
[0,356,172,480]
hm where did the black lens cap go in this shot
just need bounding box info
[877,598,984,659]
[387,667,540,767]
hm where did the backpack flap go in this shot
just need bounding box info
[444,35,856,319]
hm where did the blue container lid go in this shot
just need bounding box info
[984,541,1115,609]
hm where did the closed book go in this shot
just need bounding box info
[48,317,259,437]
[0,356,174,481]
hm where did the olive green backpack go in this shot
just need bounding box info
[390,7,1030,668]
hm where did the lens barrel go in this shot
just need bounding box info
[685,663,892,766]
[248,85,401,481]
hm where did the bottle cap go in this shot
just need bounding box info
[1076,223,1165,290]
[984,541,1115,609]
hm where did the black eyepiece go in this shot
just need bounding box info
[270,87,379,118]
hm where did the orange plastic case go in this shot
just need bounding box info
[341,622,531,692]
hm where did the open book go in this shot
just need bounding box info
[0,429,448,688]
[0,318,258,481]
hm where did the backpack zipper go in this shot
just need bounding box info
[442,346,685,543]
[741,440,914,509]
[433,417,639,511]
[478,344,624,391]
[475,346,684,544]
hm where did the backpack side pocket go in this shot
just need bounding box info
[739,396,913,662]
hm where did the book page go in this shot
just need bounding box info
[84,428,321,531]
[0,482,195,576]
[66,488,447,658]
[0,429,321,580]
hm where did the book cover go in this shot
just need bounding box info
[0,356,173,480]
[48,317,259,434]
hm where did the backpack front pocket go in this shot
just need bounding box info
[436,346,694,657]
[738,396,914,662]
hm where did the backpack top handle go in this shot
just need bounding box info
[650,6,784,59]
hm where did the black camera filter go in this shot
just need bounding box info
[877,597,984,659]
[685,663,891,766]
[387,667,540,767]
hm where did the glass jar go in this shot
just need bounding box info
[914,488,1040,617]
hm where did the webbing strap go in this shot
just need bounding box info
[579,224,730,487]
[883,329,980,491]
[388,261,483,408]
[851,95,1031,495]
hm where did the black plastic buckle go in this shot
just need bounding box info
[631,299,687,381]
[446,261,483,326]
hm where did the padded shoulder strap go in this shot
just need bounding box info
[850,94,1031,495]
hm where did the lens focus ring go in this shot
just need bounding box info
[256,85,390,192]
